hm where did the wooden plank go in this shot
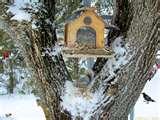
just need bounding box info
[62,48,114,58]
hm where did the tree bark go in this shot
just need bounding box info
[92,0,133,74]
[90,0,160,119]
[23,1,72,119]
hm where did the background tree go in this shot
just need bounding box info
[0,29,33,95]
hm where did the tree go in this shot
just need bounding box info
[0,0,159,120]
[90,0,159,119]
[0,29,32,94]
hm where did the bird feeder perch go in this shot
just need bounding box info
[63,7,114,58]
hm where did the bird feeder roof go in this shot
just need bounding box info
[66,7,106,25]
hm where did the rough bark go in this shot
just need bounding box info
[90,0,160,119]
[92,58,108,75]
[26,31,71,120]
[92,0,133,74]
[23,1,72,119]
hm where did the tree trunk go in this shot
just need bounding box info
[8,59,15,94]
[90,0,160,119]
[23,1,72,119]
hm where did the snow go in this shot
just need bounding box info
[157,51,160,55]
[13,68,32,94]
[7,0,41,22]
[156,50,160,59]
[7,0,32,21]
[0,71,159,120]
[135,69,160,118]
[0,58,32,94]
[90,0,113,15]
[106,36,131,77]
[60,36,132,120]
[42,44,63,57]
[61,81,105,120]
[91,0,98,7]
[0,94,45,120]
[0,73,9,94]
[31,20,37,29]
[157,56,160,59]
[0,116,15,120]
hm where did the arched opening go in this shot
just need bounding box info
[76,26,96,49]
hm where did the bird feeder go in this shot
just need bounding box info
[63,7,114,58]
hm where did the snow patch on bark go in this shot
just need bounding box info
[156,50,160,59]
[61,81,106,120]
[41,44,63,57]
[106,36,132,78]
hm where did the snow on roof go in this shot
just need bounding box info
[65,8,85,23]
[66,7,106,25]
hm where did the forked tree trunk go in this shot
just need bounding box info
[29,0,159,119]
[0,0,159,120]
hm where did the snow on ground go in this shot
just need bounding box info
[61,81,105,120]
[0,94,45,120]
[135,69,160,118]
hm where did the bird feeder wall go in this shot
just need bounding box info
[65,8,105,49]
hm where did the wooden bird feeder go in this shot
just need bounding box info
[63,7,114,58]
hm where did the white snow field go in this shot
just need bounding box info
[0,94,46,120]
[135,69,160,120]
